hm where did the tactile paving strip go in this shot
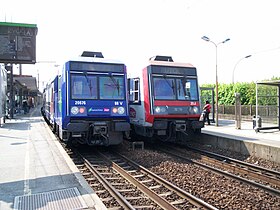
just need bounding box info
[14,187,88,210]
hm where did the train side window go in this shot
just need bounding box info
[130,78,140,103]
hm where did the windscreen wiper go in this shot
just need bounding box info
[108,75,120,96]
[83,72,93,96]
[163,76,175,95]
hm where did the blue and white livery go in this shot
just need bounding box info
[42,52,130,146]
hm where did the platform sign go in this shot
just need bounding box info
[0,22,38,64]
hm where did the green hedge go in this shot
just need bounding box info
[200,77,279,106]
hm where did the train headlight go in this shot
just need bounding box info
[188,107,194,114]
[154,106,167,114]
[155,106,161,113]
[193,106,199,114]
[71,106,79,115]
[188,106,199,114]
[117,107,125,114]
[112,107,118,113]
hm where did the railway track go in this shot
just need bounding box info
[48,116,280,210]
[158,144,280,196]
[67,147,217,210]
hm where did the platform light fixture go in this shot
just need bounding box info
[232,54,252,130]
[232,54,252,84]
[201,36,230,126]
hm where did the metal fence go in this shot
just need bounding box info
[218,105,279,123]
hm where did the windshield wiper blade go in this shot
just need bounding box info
[83,72,93,96]
[163,76,175,94]
[105,75,120,96]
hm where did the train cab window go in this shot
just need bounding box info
[133,79,140,102]
[153,77,176,100]
[129,78,140,103]
[99,76,125,100]
[71,74,97,99]
[153,76,198,101]
[177,78,198,101]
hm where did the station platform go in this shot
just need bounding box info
[200,119,280,163]
[0,107,106,210]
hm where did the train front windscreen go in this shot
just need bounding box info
[153,76,199,101]
[70,74,125,100]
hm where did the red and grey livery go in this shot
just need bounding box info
[128,55,204,142]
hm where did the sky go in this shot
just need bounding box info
[1,0,280,91]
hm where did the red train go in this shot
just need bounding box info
[128,56,204,142]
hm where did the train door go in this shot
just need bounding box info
[128,77,143,122]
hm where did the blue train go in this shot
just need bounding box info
[42,51,130,146]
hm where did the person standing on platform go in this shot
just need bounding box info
[203,100,211,125]
[22,100,28,114]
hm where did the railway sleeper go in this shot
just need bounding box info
[158,191,174,197]
[79,168,88,172]
[89,183,100,187]
[122,166,134,170]
[125,196,146,201]
[100,172,113,175]
[82,172,92,176]
[133,205,156,209]
[117,162,127,166]
[148,184,162,189]
[95,190,107,194]
[117,189,136,193]
[140,179,154,184]
[127,170,139,175]
[170,199,187,205]
[107,207,124,210]
[106,177,123,181]
[95,167,110,171]
[110,183,127,186]
[110,158,120,162]
[132,174,145,178]
[90,160,105,164]
[101,197,114,202]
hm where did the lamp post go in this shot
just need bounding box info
[201,36,230,126]
[232,55,252,84]
[232,54,252,129]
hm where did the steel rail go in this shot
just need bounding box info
[183,145,280,188]
[187,146,280,178]
[80,153,135,210]
[98,151,180,210]
[159,147,280,196]
[111,151,218,210]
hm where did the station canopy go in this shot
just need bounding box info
[256,80,280,86]
[255,80,280,132]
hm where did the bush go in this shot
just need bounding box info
[200,77,279,106]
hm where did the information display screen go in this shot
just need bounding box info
[0,22,37,64]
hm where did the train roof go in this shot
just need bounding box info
[66,55,125,65]
[148,55,195,68]
[148,60,195,68]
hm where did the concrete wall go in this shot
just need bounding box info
[197,133,280,164]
